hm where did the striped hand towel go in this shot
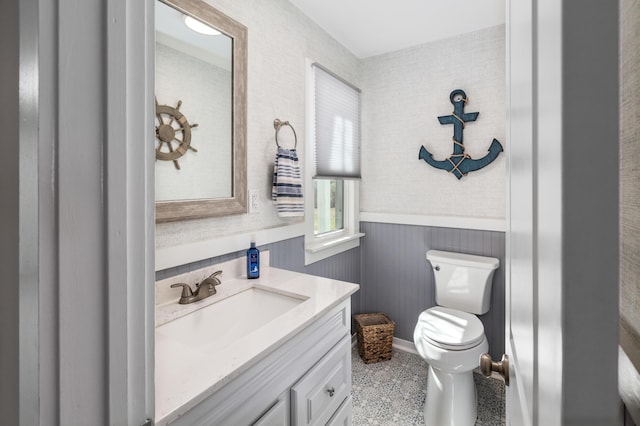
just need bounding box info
[272,147,304,217]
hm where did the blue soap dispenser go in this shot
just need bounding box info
[247,239,260,279]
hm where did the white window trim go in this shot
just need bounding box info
[303,58,364,265]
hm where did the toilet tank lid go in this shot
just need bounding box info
[426,250,499,270]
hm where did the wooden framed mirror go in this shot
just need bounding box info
[155,0,247,222]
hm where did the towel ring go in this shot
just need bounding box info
[274,119,297,149]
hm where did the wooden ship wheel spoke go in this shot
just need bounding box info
[155,98,199,170]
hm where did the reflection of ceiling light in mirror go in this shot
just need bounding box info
[183,15,220,36]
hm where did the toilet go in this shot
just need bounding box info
[413,250,499,426]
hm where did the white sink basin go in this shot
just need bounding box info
[156,287,307,350]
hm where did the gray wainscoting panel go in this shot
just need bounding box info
[359,221,505,360]
[156,225,503,358]
[265,236,361,316]
[156,251,242,281]
[156,236,362,314]
[264,236,361,284]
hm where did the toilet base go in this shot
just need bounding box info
[424,365,477,426]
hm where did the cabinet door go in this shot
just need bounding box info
[326,396,352,426]
[291,335,351,426]
[253,396,289,426]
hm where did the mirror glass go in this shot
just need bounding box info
[155,0,232,200]
[155,0,247,222]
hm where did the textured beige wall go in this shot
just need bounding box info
[620,0,640,369]
[155,0,360,249]
[360,26,506,219]
[155,1,507,250]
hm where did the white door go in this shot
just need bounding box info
[506,1,565,424]
[505,0,536,424]
[505,1,620,426]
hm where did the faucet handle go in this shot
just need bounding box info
[197,270,222,294]
[170,283,193,298]
[207,270,223,284]
[209,271,222,281]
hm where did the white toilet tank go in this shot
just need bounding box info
[426,250,499,315]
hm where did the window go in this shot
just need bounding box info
[304,61,364,265]
[315,179,343,235]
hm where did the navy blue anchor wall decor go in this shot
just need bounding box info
[418,89,503,179]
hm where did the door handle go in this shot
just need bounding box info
[480,353,509,386]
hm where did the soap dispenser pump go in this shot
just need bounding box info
[247,240,260,279]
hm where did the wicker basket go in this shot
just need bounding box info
[353,313,395,364]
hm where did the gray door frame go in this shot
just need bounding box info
[0,0,155,424]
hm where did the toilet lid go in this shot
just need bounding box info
[418,307,485,350]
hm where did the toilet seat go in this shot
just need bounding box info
[418,306,485,350]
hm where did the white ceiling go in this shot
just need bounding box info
[288,0,505,58]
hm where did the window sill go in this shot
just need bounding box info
[304,232,365,265]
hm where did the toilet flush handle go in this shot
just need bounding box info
[480,353,509,386]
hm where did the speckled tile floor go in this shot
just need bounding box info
[351,347,505,425]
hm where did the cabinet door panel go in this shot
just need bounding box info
[291,336,351,426]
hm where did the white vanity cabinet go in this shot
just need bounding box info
[164,299,353,425]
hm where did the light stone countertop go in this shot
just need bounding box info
[154,258,359,424]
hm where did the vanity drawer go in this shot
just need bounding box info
[326,396,352,426]
[291,335,351,426]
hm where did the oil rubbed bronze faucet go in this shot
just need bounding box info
[170,271,222,304]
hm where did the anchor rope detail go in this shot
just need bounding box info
[447,153,471,177]
[452,113,466,128]
[452,139,465,150]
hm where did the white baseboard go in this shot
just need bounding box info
[392,337,419,355]
[351,335,418,355]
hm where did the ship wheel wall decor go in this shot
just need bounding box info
[155,98,199,170]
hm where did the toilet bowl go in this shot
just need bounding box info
[413,251,499,426]
[414,306,488,426]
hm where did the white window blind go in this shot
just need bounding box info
[312,63,361,179]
